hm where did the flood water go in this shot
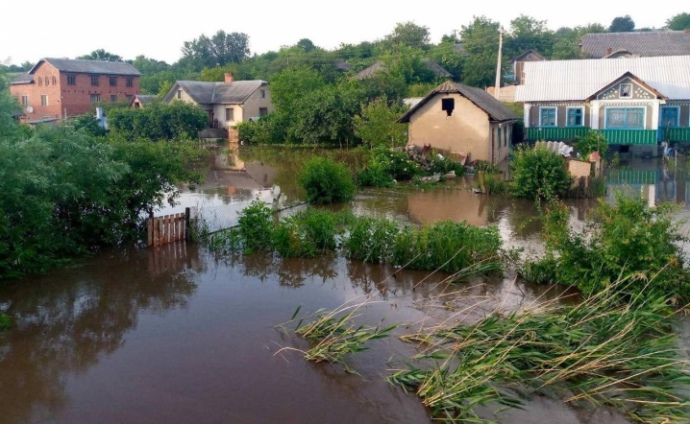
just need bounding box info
[1,145,687,424]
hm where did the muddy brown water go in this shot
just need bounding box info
[0,145,687,424]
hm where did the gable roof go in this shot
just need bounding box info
[132,94,158,105]
[580,31,690,58]
[399,81,519,123]
[585,71,667,101]
[516,55,690,102]
[510,49,546,63]
[166,80,267,105]
[353,59,453,80]
[29,58,141,76]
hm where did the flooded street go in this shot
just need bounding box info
[1,145,687,424]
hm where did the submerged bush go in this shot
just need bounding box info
[511,145,573,200]
[274,209,341,258]
[237,201,275,254]
[521,194,690,304]
[300,157,356,204]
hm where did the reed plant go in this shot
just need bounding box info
[389,279,690,423]
[277,304,397,373]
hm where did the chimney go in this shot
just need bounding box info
[606,47,613,55]
[224,73,234,83]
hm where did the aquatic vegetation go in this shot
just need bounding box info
[300,157,356,204]
[273,209,344,258]
[511,145,573,200]
[520,194,690,305]
[278,304,397,373]
[390,281,690,423]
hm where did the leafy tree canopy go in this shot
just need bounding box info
[609,15,635,32]
[181,30,250,71]
[383,22,431,51]
[78,49,123,62]
[666,12,690,30]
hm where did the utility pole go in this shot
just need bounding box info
[494,28,503,100]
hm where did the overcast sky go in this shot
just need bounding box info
[2,0,688,65]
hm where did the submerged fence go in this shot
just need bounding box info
[147,209,190,247]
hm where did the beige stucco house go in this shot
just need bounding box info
[163,73,273,133]
[398,81,520,165]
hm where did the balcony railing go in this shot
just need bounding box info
[525,127,658,145]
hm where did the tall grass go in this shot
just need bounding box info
[207,203,503,280]
[389,279,690,423]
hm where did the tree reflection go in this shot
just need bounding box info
[0,244,199,424]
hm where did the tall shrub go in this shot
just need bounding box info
[300,157,355,204]
[511,145,572,200]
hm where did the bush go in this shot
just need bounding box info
[300,157,356,204]
[511,145,573,200]
[108,101,208,141]
[356,147,420,187]
[520,195,690,304]
[237,201,275,254]
[575,130,608,158]
[353,97,408,149]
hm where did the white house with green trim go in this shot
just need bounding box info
[516,56,690,148]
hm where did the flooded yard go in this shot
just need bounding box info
[1,144,688,424]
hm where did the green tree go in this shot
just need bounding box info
[78,49,123,62]
[131,55,171,74]
[269,67,325,111]
[380,45,437,85]
[108,102,208,140]
[510,145,573,200]
[609,15,635,32]
[459,16,501,87]
[382,22,431,51]
[296,38,317,52]
[181,30,250,71]
[353,97,408,148]
[506,15,555,58]
[666,12,690,30]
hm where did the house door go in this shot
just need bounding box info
[659,106,679,141]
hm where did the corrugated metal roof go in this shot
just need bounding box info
[30,58,141,76]
[170,80,267,105]
[515,56,690,102]
[399,81,519,123]
[581,31,690,58]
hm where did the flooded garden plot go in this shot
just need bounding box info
[1,145,689,424]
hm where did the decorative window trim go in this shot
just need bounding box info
[566,106,585,127]
[539,106,558,127]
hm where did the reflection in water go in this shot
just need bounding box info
[0,245,199,424]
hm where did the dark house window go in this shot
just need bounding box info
[441,98,455,116]
[225,107,234,121]
[91,76,99,87]
[67,75,76,85]
[21,96,28,106]
[109,76,118,87]
[90,94,100,104]
[126,77,133,88]
[620,83,632,98]
[177,90,182,100]
[52,76,57,85]
[261,89,266,98]
[38,77,43,86]
[259,107,268,117]
[45,77,50,86]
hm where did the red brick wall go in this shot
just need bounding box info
[9,61,141,120]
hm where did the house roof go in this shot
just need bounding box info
[515,55,690,102]
[399,81,519,123]
[510,49,546,63]
[580,31,690,58]
[167,80,267,105]
[585,71,667,101]
[10,72,33,85]
[29,58,142,76]
[132,94,158,104]
[352,59,453,80]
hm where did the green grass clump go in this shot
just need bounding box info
[273,208,342,258]
[0,313,10,331]
[390,281,690,423]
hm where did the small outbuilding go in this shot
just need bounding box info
[398,81,520,165]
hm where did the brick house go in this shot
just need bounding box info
[10,58,141,121]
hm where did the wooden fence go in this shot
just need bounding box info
[147,208,191,247]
